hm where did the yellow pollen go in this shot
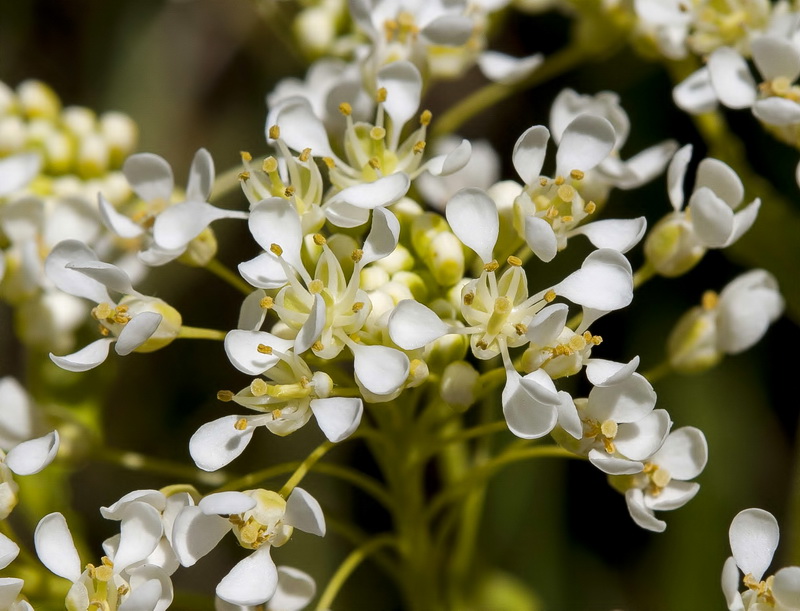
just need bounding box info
[352,302,364,312]
[413,140,426,154]
[591,334,603,345]
[257,344,273,355]
[92,302,114,320]
[546,206,559,219]
[113,312,131,324]
[493,296,511,314]
[300,376,310,388]
[584,201,597,214]
[370,126,386,140]
[263,157,278,173]
[284,186,295,198]
[268,125,280,139]
[557,184,575,202]
[118,585,130,597]
[270,243,284,256]
[351,249,363,262]
[475,340,488,350]
[568,334,586,351]
[272,409,282,420]
[260,296,274,309]
[507,255,522,267]
[349,333,360,342]
[651,466,671,488]
[238,171,250,181]
[323,157,336,169]
[539,177,549,187]
[339,102,352,116]
[313,233,327,246]
[560,215,574,223]
[251,378,269,396]
[94,564,113,582]
[554,176,565,186]
[309,279,324,294]
[600,419,618,439]
[368,157,382,170]
[420,110,432,125]
[483,260,500,272]
[217,390,234,402]
[98,325,110,336]
[312,340,324,352]
[515,323,528,336]
[463,292,475,306]
[544,289,556,303]
[570,169,585,180]
[376,88,388,103]
[299,148,312,162]
[701,290,719,310]
[240,151,252,162]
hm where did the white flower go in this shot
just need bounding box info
[172,488,325,607]
[214,566,316,611]
[0,532,32,610]
[723,508,800,610]
[0,152,41,197]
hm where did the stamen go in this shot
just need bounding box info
[352,302,364,312]
[284,186,295,198]
[369,157,382,170]
[544,289,556,302]
[413,140,426,154]
[376,88,388,103]
[483,260,500,272]
[554,176,565,186]
[701,290,719,310]
[263,157,278,173]
[241,151,253,162]
[312,340,324,352]
[507,255,522,267]
[313,233,327,246]
[515,323,527,335]
[257,344,273,355]
[322,157,336,169]
[217,390,234,402]
[270,243,284,256]
[268,125,280,139]
[234,417,248,430]
[463,292,475,306]
[351,249,363,262]
[539,177,549,187]
[570,169,585,180]
[584,201,596,214]
[339,102,352,116]
[272,409,282,419]
[299,148,312,162]
[420,110,432,125]
[238,171,250,181]
[260,296,274,309]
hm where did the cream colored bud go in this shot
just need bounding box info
[410,212,450,259]
[100,111,139,167]
[392,271,428,302]
[118,296,183,353]
[293,6,337,58]
[99,171,133,206]
[77,132,110,178]
[360,266,391,291]
[375,244,414,274]
[0,116,26,154]
[666,306,722,374]
[178,227,218,267]
[406,359,429,388]
[0,81,16,115]
[644,215,706,277]
[440,361,479,409]
[61,106,97,137]
[426,231,465,287]
[17,80,61,120]
[311,371,334,399]
[43,130,73,175]
[427,331,469,371]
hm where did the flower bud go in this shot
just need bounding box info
[17,80,61,120]
[118,296,182,353]
[0,460,19,519]
[407,358,429,388]
[392,270,428,302]
[61,106,97,137]
[376,244,414,275]
[426,327,469,371]
[360,266,391,291]
[43,130,73,175]
[427,231,464,286]
[643,214,705,277]
[76,132,110,178]
[666,305,721,374]
[293,6,338,58]
[0,115,26,154]
[178,227,218,267]
[439,361,479,410]
[100,111,138,167]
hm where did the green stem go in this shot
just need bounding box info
[205,257,253,296]
[311,463,394,510]
[633,260,657,289]
[279,441,334,497]
[641,360,672,383]
[97,446,228,487]
[314,535,397,611]
[177,326,227,341]
[210,163,247,204]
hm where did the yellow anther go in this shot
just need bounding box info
[217,390,234,402]
[376,88,388,103]
[92,302,114,320]
[651,466,671,488]
[260,296,274,309]
[591,335,603,345]
[101,556,113,568]
[352,302,364,312]
[560,215,574,223]
[98,325,110,336]
[118,585,130,597]
[270,243,284,256]
[546,206,559,219]
[582,331,593,342]
[539,177,549,187]
[238,171,251,181]
[483,260,500,272]
[544,289,556,302]
[515,323,528,336]
[349,333,361,342]
[257,344,273,355]
[584,201,597,214]
[351,249,364,262]
[603,438,616,454]
[420,110,432,125]
[323,157,336,169]
[475,339,488,350]
[569,334,586,351]
[268,125,280,139]
[235,418,248,430]
[339,102,352,116]
[300,376,310,388]
[413,140,426,154]
[271,409,282,420]
[701,290,719,310]
[312,340,324,352]
[313,233,326,246]
[251,378,269,396]
[557,184,575,202]
[113,311,131,324]
[263,157,278,173]
[368,157,382,170]
[507,255,522,267]
[309,279,324,294]
[241,151,253,162]
[370,126,386,140]
[600,419,618,439]
[570,169,585,180]
[554,176,565,186]
[463,292,475,306]
[284,186,295,198]
[299,148,312,162]
[95,564,113,582]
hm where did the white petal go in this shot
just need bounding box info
[0,377,41,448]
[556,391,583,439]
[554,249,633,311]
[67,260,136,296]
[586,373,656,423]
[0,578,24,609]
[772,566,800,608]
[199,492,257,516]
[50,337,115,372]
[124,153,174,202]
[523,214,558,262]
[328,173,410,209]
[729,508,779,581]
[5,431,59,475]
[644,481,699,511]
[273,97,335,158]
[388,300,449,350]
[420,15,473,45]
[125,565,173,611]
[753,97,800,125]
[585,356,640,386]
[425,139,472,177]
[570,218,646,253]
[717,273,782,354]
[101,490,166,520]
[285,487,326,536]
[238,252,289,290]
[512,126,549,185]
[614,409,672,460]
[323,200,372,228]
[673,68,718,114]
[707,47,757,109]
[217,546,278,607]
[0,152,41,195]
[224,330,292,375]
[98,193,144,239]
[667,144,693,211]
[45,239,111,303]
[186,148,215,201]
[555,115,615,176]
[34,512,82,582]
[651,426,708,480]
[271,566,316,611]
[295,294,325,354]
[609,140,678,190]
[752,36,800,82]
[588,449,644,475]
[310,397,363,442]
[377,62,422,147]
[361,207,400,266]
[526,303,568,346]
[502,368,558,439]
[695,158,743,209]
[172,506,231,567]
[115,312,163,356]
[249,199,303,270]
[351,344,409,396]
[114,502,164,571]
[722,556,745,611]
[189,415,255,472]
[478,51,543,84]
[625,488,666,532]
[446,187,498,264]
[689,187,735,248]
[153,202,246,250]
[0,533,20,571]
[238,290,268,331]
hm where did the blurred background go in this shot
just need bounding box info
[1,1,799,609]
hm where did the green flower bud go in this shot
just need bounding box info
[179,227,218,268]
[439,361,479,410]
[17,79,61,120]
[644,215,705,277]
[667,296,722,374]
